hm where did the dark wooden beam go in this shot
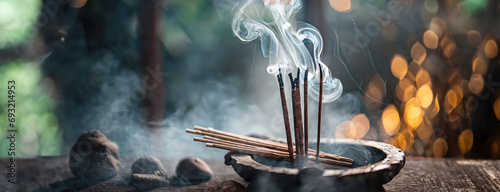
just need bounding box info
[139,0,164,127]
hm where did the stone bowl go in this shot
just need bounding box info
[224,138,405,192]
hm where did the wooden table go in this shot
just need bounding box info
[1,157,499,191]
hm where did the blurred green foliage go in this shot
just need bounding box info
[0,61,62,157]
[0,0,40,49]
[461,0,487,16]
[0,0,59,157]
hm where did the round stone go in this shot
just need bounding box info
[175,157,213,185]
[131,157,166,175]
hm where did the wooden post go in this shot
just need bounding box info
[139,0,164,128]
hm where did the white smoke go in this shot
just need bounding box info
[231,0,343,103]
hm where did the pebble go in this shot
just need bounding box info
[131,156,167,175]
[175,157,214,185]
[68,130,120,181]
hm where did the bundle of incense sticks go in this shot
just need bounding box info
[186,126,353,167]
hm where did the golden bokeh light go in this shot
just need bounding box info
[416,85,433,108]
[492,141,500,158]
[429,17,446,37]
[391,54,408,80]
[433,137,448,158]
[329,0,352,13]
[443,42,456,58]
[401,130,415,151]
[464,97,475,117]
[382,105,401,136]
[427,94,440,118]
[444,89,459,114]
[402,85,417,102]
[468,73,484,95]
[416,69,432,88]
[69,0,88,8]
[364,75,385,110]
[417,116,433,140]
[440,33,452,48]
[467,30,482,47]
[441,33,456,58]
[411,42,427,65]
[447,69,463,87]
[408,61,421,77]
[335,121,352,139]
[350,114,370,139]
[396,78,413,102]
[423,30,439,49]
[451,85,464,103]
[494,97,500,120]
[458,129,474,155]
[405,98,424,129]
[397,134,407,151]
[472,56,488,76]
[484,39,498,59]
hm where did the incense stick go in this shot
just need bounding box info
[201,139,353,167]
[304,68,309,157]
[187,127,353,163]
[316,64,324,163]
[290,70,305,167]
[277,70,294,167]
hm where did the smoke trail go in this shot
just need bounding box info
[231,0,343,103]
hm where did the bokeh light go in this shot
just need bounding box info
[411,42,427,65]
[433,138,448,158]
[382,105,400,136]
[328,0,351,13]
[69,0,88,8]
[405,98,424,129]
[350,114,370,139]
[494,97,500,120]
[472,56,488,75]
[364,75,385,110]
[391,54,408,80]
[484,39,498,58]
[423,30,439,49]
[458,129,474,155]
[416,69,432,88]
[335,121,352,138]
[467,30,482,47]
[416,85,433,108]
[468,73,484,95]
[417,116,433,140]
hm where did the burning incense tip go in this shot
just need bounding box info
[288,73,294,89]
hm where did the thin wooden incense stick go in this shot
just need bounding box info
[290,69,305,167]
[303,68,309,157]
[316,64,324,164]
[188,126,353,163]
[198,139,353,167]
[277,70,294,167]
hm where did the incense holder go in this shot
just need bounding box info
[224,138,405,192]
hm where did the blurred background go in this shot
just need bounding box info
[0,0,499,160]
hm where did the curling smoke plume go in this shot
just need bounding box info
[231,0,343,102]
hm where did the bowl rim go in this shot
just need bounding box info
[227,138,405,178]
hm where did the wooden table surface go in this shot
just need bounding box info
[1,157,500,191]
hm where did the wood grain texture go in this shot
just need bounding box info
[1,157,499,191]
